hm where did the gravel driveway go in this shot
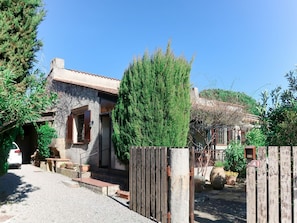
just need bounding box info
[0,165,154,223]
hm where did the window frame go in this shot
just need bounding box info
[67,106,91,144]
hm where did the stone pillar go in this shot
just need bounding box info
[169,148,189,223]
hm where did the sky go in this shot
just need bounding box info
[37,0,297,101]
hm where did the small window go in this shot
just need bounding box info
[67,107,91,144]
[217,128,225,145]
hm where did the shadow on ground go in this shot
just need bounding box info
[194,183,246,223]
[0,172,39,205]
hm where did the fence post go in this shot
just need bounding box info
[189,147,195,223]
[169,148,189,223]
[293,146,297,223]
[246,166,256,223]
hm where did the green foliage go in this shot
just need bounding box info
[214,160,224,167]
[0,0,56,175]
[0,0,45,81]
[224,141,246,178]
[0,70,57,135]
[258,68,297,145]
[36,123,57,159]
[112,43,192,164]
[245,128,266,147]
[0,128,20,175]
[200,89,259,115]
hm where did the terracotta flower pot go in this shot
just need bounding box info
[79,164,90,172]
[225,171,238,185]
[210,167,226,190]
[226,175,237,185]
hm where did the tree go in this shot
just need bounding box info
[258,67,297,145]
[0,0,56,175]
[200,89,259,115]
[0,0,44,83]
[189,97,246,176]
[112,43,192,164]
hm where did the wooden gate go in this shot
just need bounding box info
[246,146,297,223]
[129,146,195,223]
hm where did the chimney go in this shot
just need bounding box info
[50,58,64,70]
[190,87,199,101]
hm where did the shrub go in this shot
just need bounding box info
[214,160,224,167]
[112,43,192,164]
[36,123,57,159]
[245,128,266,147]
[224,141,246,178]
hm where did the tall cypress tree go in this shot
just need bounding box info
[0,0,56,175]
[112,43,192,164]
[0,0,44,83]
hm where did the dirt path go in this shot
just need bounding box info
[194,182,246,223]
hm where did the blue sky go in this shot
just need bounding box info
[37,0,297,101]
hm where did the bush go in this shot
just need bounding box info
[224,141,246,178]
[214,160,224,167]
[36,123,57,159]
[245,128,266,147]
[112,43,192,164]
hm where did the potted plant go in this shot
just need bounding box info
[225,170,239,185]
[210,160,226,190]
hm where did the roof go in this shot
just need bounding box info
[48,58,120,95]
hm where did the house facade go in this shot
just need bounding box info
[47,58,126,171]
[38,58,257,173]
[190,87,258,157]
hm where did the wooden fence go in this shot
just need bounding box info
[129,146,194,223]
[246,146,297,223]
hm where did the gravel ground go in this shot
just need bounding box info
[0,165,154,223]
[194,182,246,223]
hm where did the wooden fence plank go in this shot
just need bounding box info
[155,147,161,222]
[136,148,142,214]
[257,147,267,223]
[293,146,297,223]
[160,147,167,223]
[145,148,151,218]
[129,147,133,210]
[130,147,137,212]
[130,146,169,223]
[246,166,256,223]
[280,146,292,223]
[141,148,146,216]
[150,147,156,219]
[268,146,279,223]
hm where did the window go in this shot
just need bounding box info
[67,106,91,144]
[217,128,225,145]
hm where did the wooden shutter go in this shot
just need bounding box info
[67,114,73,143]
[227,128,231,145]
[84,110,91,143]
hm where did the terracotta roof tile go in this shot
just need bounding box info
[53,77,119,95]
[66,69,121,81]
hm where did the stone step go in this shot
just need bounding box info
[72,177,120,196]
[56,167,91,178]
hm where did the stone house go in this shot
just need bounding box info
[190,87,259,160]
[18,58,257,186]
[46,58,127,178]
